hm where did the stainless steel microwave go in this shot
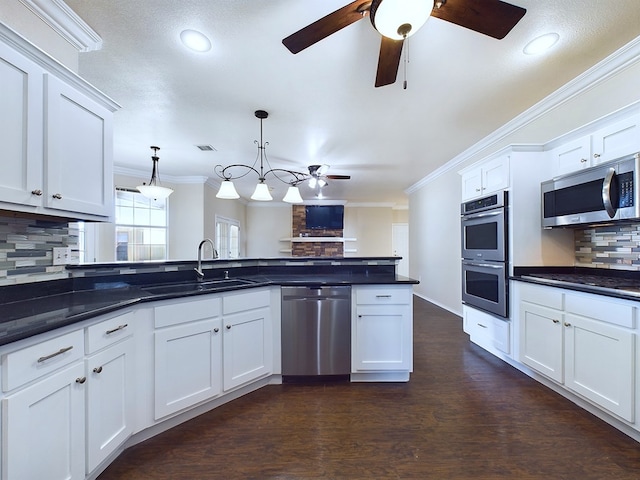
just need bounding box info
[541,153,640,228]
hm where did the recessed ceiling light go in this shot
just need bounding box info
[523,33,560,55]
[180,29,211,52]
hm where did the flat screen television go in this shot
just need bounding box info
[305,205,344,230]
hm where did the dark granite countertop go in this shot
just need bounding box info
[511,266,640,302]
[0,270,418,347]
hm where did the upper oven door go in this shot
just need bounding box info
[461,207,506,262]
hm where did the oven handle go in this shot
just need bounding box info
[464,262,504,269]
[461,210,503,221]
[602,167,617,218]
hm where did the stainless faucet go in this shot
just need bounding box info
[194,238,217,281]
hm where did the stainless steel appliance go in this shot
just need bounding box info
[461,191,509,318]
[541,153,640,228]
[281,285,351,378]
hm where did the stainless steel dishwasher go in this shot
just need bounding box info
[281,285,351,378]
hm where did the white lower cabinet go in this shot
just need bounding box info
[517,282,636,423]
[352,286,413,372]
[85,336,135,473]
[3,362,86,479]
[153,295,223,419]
[222,289,272,391]
[463,305,511,357]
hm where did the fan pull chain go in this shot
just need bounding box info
[403,36,409,90]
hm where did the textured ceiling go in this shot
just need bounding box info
[64,0,640,205]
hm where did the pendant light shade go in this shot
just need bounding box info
[216,180,240,199]
[282,185,304,204]
[137,146,173,200]
[251,182,273,201]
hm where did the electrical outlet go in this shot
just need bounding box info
[53,247,71,266]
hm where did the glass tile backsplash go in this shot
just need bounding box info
[575,224,640,269]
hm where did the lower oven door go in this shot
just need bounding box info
[462,260,507,318]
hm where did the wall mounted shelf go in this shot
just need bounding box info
[280,237,357,243]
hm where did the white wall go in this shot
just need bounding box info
[245,204,291,257]
[409,40,640,316]
[344,207,393,257]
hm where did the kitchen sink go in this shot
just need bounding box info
[142,278,255,295]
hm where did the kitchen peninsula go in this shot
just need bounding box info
[0,256,417,480]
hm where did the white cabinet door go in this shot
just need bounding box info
[550,136,592,176]
[2,362,85,480]
[482,155,510,194]
[564,313,635,422]
[591,114,640,165]
[154,318,222,419]
[519,302,564,383]
[353,304,412,371]
[461,168,483,200]
[44,74,113,218]
[223,307,272,391]
[0,41,44,207]
[86,337,135,473]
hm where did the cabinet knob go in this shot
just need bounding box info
[226,325,232,330]
[564,322,571,327]
[213,327,219,333]
[31,189,43,196]
[593,153,601,159]
[475,188,481,192]
[93,366,103,374]
[580,158,588,163]
[552,319,560,324]
[52,193,63,200]
[75,376,87,384]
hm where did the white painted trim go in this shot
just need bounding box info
[406,35,640,194]
[18,0,102,52]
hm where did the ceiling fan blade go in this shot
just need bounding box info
[326,175,351,180]
[282,1,371,54]
[375,36,404,87]
[431,0,526,40]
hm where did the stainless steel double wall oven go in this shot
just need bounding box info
[461,191,509,318]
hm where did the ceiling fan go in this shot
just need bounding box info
[282,0,526,87]
[307,164,351,188]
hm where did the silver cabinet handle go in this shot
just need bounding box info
[580,158,588,163]
[52,193,63,200]
[76,376,86,384]
[594,153,601,158]
[477,323,488,329]
[564,322,572,327]
[375,295,392,298]
[31,189,43,196]
[37,346,73,363]
[226,325,232,330]
[552,319,560,324]
[106,324,128,335]
[213,328,219,333]
[93,366,103,374]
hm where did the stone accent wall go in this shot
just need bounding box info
[0,214,78,285]
[291,205,343,257]
[575,224,640,269]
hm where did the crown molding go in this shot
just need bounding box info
[406,34,640,195]
[18,0,102,52]
[114,165,208,185]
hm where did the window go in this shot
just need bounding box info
[115,188,168,261]
[215,215,240,259]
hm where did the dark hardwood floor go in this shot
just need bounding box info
[98,297,640,479]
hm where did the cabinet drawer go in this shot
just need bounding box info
[2,329,84,392]
[466,307,510,355]
[155,295,221,328]
[223,288,270,315]
[356,286,412,305]
[519,282,563,310]
[565,293,634,329]
[86,311,133,354]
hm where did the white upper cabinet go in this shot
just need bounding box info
[460,155,510,201]
[550,112,640,177]
[0,26,118,221]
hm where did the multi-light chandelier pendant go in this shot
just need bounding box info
[215,110,312,203]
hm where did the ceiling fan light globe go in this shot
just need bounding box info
[251,182,273,201]
[318,179,327,188]
[371,0,432,40]
[216,180,240,199]
[309,178,318,189]
[283,186,304,204]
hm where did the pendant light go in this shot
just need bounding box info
[214,110,308,203]
[137,146,173,200]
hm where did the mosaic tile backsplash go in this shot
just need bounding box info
[575,224,640,270]
[0,215,77,285]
